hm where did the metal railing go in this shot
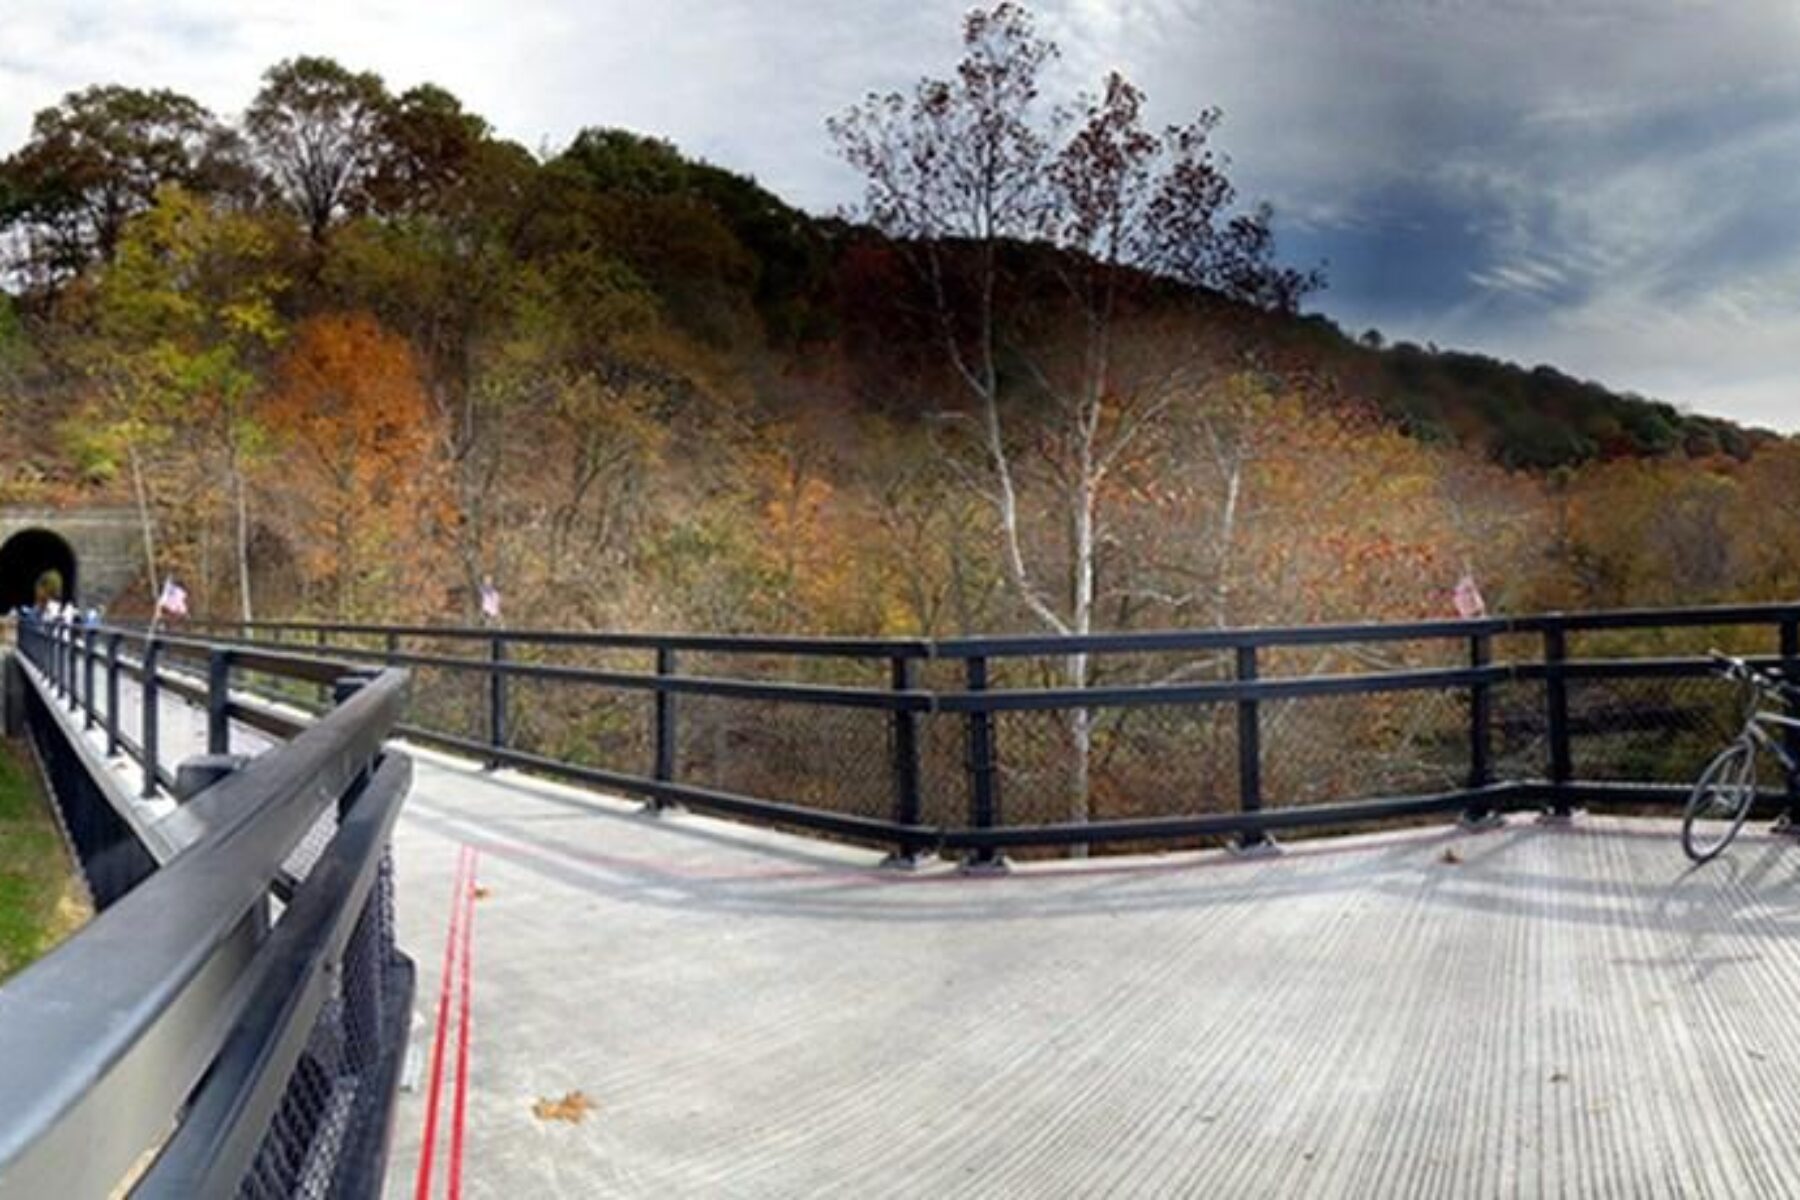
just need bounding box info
[169,603,1800,865]
[2,618,416,1199]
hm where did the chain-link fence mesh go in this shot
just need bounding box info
[236,853,407,1200]
[975,704,1242,829]
[403,648,487,745]
[1490,678,1549,781]
[1261,688,1468,806]
[1566,673,1752,785]
[676,694,898,824]
[209,622,1800,862]
[508,676,651,772]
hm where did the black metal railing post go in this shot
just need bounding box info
[315,626,329,704]
[1782,617,1800,825]
[141,638,162,799]
[887,654,925,863]
[82,627,97,728]
[385,630,400,667]
[1544,623,1573,817]
[485,635,507,769]
[64,626,79,712]
[73,626,86,713]
[105,632,122,756]
[1234,644,1267,850]
[650,646,677,811]
[333,673,376,816]
[962,655,1003,870]
[1463,631,1495,824]
[207,649,232,756]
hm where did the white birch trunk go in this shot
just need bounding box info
[234,466,253,625]
[128,444,159,604]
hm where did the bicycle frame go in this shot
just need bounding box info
[1745,710,1800,777]
[1714,649,1800,779]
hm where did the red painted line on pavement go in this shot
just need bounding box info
[448,849,480,1200]
[415,844,472,1200]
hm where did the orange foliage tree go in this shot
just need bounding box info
[260,312,448,615]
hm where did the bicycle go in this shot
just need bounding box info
[1682,651,1800,862]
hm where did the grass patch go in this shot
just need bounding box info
[0,738,91,981]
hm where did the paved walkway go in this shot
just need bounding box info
[61,668,1800,1197]
[383,755,1800,1198]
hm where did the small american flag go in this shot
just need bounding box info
[479,579,501,622]
[156,578,188,618]
[1452,573,1486,619]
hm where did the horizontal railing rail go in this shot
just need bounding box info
[2,617,415,1199]
[192,601,1800,654]
[160,603,1800,865]
[190,617,932,658]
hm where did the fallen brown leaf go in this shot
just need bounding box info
[533,1090,596,1123]
[1439,847,1463,865]
[473,885,492,900]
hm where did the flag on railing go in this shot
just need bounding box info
[479,578,501,622]
[156,578,188,618]
[1452,572,1486,619]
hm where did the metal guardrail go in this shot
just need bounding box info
[171,604,1800,865]
[2,617,415,1199]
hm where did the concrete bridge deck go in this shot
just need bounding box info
[52,668,1800,1197]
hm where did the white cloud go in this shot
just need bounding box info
[3,0,1798,429]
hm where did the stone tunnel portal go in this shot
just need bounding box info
[0,528,79,615]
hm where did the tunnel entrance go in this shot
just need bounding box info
[0,528,78,615]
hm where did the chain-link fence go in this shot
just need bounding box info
[5,619,415,1197]
[180,610,1800,859]
[677,693,899,825]
[1565,672,1757,786]
[237,857,407,1200]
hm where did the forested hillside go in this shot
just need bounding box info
[1,5,1794,638]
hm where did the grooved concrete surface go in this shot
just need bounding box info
[383,753,1800,1199]
[53,668,1800,1197]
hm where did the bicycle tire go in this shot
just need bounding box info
[1682,739,1757,863]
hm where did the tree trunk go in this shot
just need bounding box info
[335,507,352,620]
[128,444,160,605]
[1067,467,1096,856]
[1212,451,1243,628]
[234,466,254,625]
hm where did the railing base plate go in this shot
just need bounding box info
[1536,808,1586,826]
[639,800,687,819]
[1228,835,1283,859]
[879,850,941,871]
[1459,811,1507,832]
[958,853,1011,876]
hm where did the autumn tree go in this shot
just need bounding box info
[366,84,494,217]
[130,189,280,618]
[320,171,522,606]
[246,58,391,243]
[1730,441,1800,598]
[830,1,1322,829]
[59,186,289,614]
[261,312,446,615]
[0,85,245,286]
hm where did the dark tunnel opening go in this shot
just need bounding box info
[0,529,78,615]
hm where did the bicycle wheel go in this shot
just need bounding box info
[1682,739,1757,863]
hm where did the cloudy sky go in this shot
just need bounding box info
[5,0,1798,430]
